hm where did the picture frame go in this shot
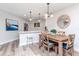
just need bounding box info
[34,22,40,27]
[6,18,18,31]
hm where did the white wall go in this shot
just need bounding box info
[28,19,45,31]
[46,4,79,52]
[0,10,25,45]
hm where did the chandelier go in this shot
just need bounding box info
[45,3,53,19]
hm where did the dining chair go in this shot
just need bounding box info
[39,33,45,48]
[63,34,75,56]
[39,32,48,48]
[42,34,58,55]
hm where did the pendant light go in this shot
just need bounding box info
[29,10,32,21]
[45,3,53,19]
[38,13,41,22]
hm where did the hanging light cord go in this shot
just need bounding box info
[30,10,32,18]
[39,13,40,19]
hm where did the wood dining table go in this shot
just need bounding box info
[40,32,69,56]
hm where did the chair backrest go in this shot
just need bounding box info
[69,34,75,44]
[41,33,47,42]
[68,34,75,47]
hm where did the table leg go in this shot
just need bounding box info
[58,42,63,56]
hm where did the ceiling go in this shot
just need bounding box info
[0,3,76,20]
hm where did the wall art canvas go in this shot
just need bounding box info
[6,19,18,31]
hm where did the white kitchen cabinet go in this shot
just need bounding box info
[19,31,40,46]
[19,34,28,46]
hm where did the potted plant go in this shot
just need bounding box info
[50,29,57,34]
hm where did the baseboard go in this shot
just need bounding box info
[0,38,18,45]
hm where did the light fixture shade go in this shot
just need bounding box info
[45,13,48,19]
[50,14,54,18]
[45,13,53,18]
[29,18,32,21]
[38,20,40,22]
[45,13,48,17]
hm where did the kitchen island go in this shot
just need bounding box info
[19,31,41,46]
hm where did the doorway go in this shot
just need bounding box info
[24,23,28,31]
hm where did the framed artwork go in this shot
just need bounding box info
[34,22,40,27]
[6,18,18,31]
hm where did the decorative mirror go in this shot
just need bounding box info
[57,15,70,29]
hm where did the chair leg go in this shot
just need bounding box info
[71,48,74,56]
[48,47,50,53]
[48,47,51,55]
[42,44,45,53]
[63,49,65,56]
[54,46,57,55]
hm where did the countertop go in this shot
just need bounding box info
[19,31,41,34]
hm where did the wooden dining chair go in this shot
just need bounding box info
[39,33,46,49]
[63,34,75,56]
[42,34,58,55]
